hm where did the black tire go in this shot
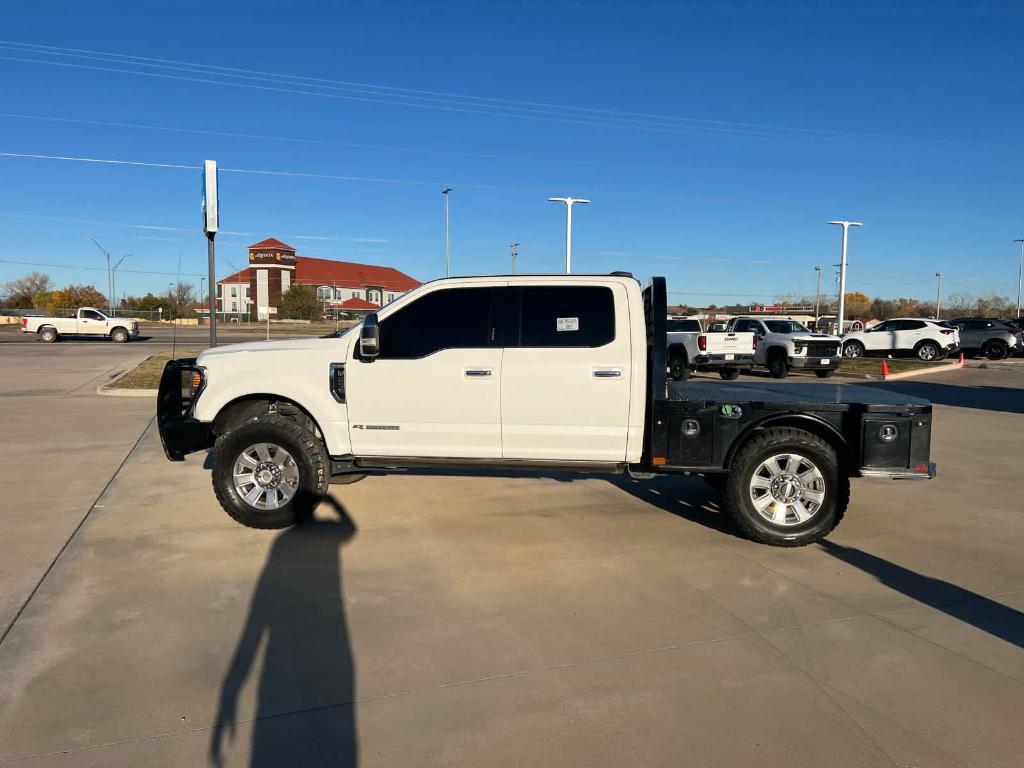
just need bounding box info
[984,340,1008,361]
[768,350,789,379]
[668,351,691,381]
[814,369,836,378]
[39,327,58,343]
[212,414,329,529]
[914,340,941,362]
[330,472,368,485]
[111,327,129,343]
[842,340,864,358]
[722,427,848,547]
[719,368,740,380]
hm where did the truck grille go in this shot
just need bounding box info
[807,342,839,357]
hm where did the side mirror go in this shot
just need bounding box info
[359,313,379,361]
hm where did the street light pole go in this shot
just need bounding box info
[111,254,128,317]
[828,221,862,335]
[813,265,822,326]
[510,242,519,274]
[442,187,452,277]
[88,237,113,314]
[1015,239,1024,319]
[935,272,943,319]
[548,197,591,273]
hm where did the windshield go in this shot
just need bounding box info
[666,319,701,332]
[764,320,810,334]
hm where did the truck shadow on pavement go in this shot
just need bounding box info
[819,541,1024,649]
[210,494,358,768]
[862,380,1024,415]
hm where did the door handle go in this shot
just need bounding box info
[593,369,622,378]
[465,369,493,377]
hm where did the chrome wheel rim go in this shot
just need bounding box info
[749,453,826,527]
[918,345,937,361]
[233,442,300,510]
[843,343,862,358]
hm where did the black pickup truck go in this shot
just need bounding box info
[158,274,935,547]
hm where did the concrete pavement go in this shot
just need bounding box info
[0,361,1021,767]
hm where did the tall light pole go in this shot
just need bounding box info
[441,187,452,277]
[934,272,943,319]
[828,221,862,335]
[111,254,128,316]
[88,237,113,314]
[1015,239,1024,318]
[813,265,822,326]
[510,241,519,274]
[548,197,591,273]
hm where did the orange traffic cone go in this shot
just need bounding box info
[958,352,964,367]
[880,359,890,377]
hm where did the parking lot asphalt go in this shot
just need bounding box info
[0,344,1022,767]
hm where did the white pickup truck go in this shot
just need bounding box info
[157,274,936,547]
[726,317,843,379]
[21,307,139,343]
[666,317,755,381]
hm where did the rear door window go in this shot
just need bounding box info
[520,286,615,348]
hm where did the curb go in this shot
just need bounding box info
[96,363,158,398]
[831,360,962,382]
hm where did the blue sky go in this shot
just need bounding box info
[1,0,1022,306]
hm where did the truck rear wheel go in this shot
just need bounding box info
[668,351,690,381]
[212,414,329,529]
[40,328,58,343]
[722,427,848,546]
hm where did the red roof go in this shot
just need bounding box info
[221,255,420,292]
[248,237,295,251]
[330,297,380,310]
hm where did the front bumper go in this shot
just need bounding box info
[860,462,937,481]
[694,353,754,367]
[157,358,213,461]
[789,355,842,370]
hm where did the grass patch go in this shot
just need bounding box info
[109,349,203,390]
[837,358,953,375]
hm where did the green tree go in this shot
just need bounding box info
[34,284,108,312]
[278,284,321,320]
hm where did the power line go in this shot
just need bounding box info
[0,41,973,144]
[0,258,205,278]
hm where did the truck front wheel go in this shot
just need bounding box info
[212,414,329,529]
[722,427,848,546]
[111,328,129,343]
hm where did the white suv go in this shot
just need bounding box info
[842,318,959,361]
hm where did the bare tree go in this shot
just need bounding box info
[1,272,53,308]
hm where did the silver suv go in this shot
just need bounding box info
[950,318,1022,360]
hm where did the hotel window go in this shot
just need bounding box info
[317,286,332,301]
[352,291,359,298]
[230,286,237,297]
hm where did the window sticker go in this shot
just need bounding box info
[556,317,580,332]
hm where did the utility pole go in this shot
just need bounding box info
[935,272,943,319]
[547,197,591,273]
[510,242,519,274]
[89,237,113,314]
[828,221,862,335]
[1015,239,1024,318]
[442,187,452,277]
[813,265,822,326]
